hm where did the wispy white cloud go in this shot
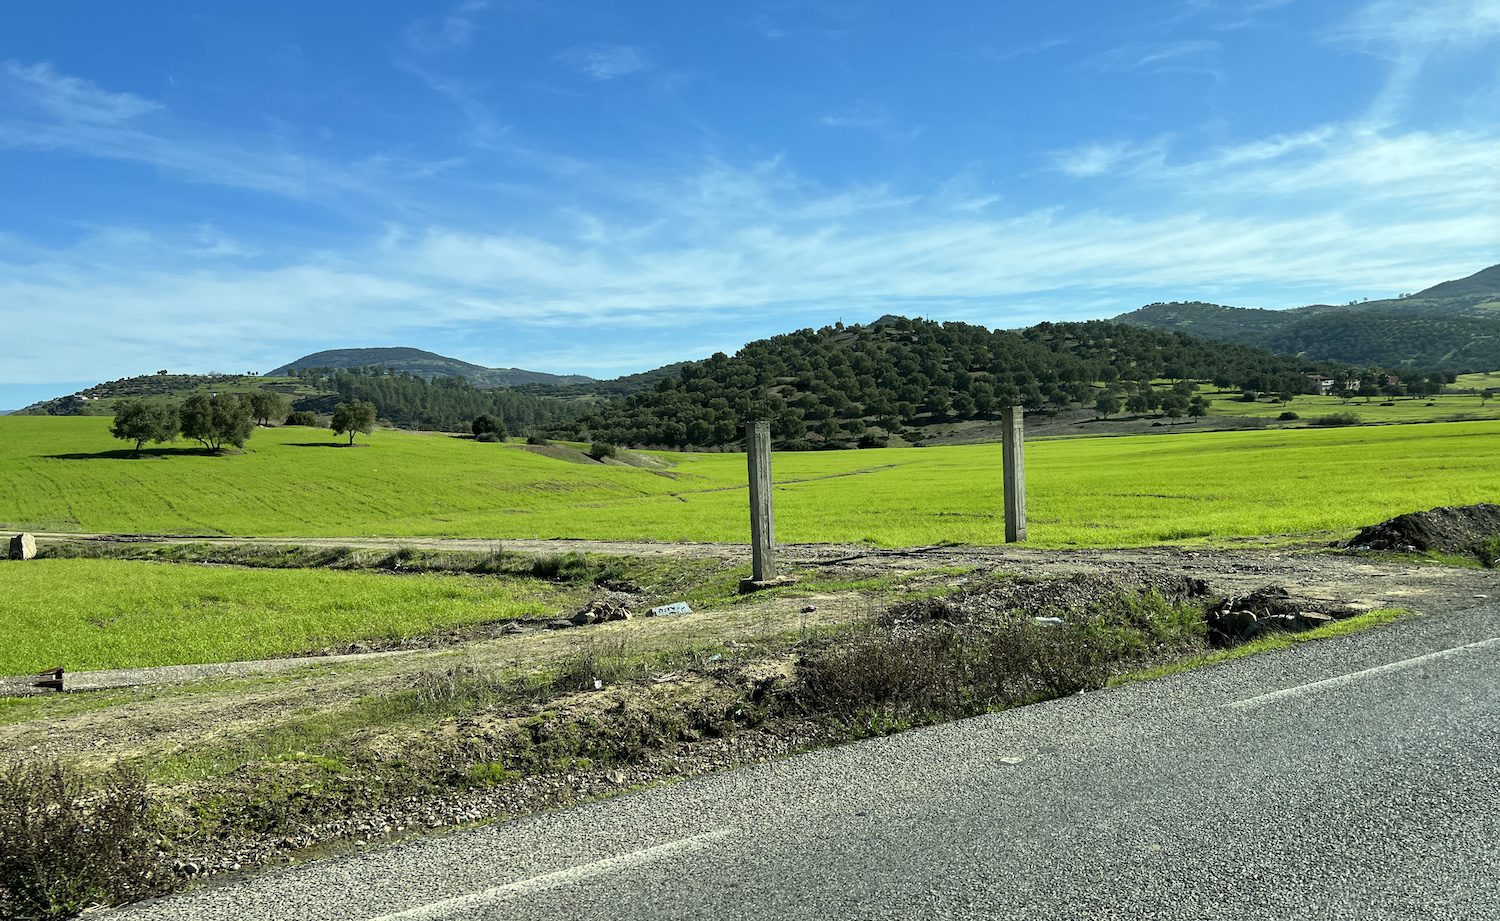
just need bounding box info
[1,61,160,123]
[1051,138,1169,178]
[1336,0,1500,122]
[406,0,492,53]
[559,44,652,80]
[1093,39,1221,74]
[5,112,1497,382]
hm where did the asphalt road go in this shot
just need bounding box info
[114,599,1500,921]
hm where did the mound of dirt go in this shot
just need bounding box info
[1345,504,1500,562]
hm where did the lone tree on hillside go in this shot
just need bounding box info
[110,400,179,456]
[179,394,254,452]
[331,400,377,445]
[1095,392,1122,419]
[247,390,291,426]
[471,413,507,440]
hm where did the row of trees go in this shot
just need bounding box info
[110,393,377,454]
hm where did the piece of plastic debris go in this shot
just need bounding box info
[593,678,603,690]
[1031,616,1065,627]
[649,602,693,617]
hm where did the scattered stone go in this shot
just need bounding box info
[501,623,524,635]
[7,532,36,561]
[1295,611,1335,629]
[649,601,693,617]
[570,610,600,626]
[546,619,574,630]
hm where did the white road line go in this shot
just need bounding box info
[1227,636,1500,711]
[364,828,734,921]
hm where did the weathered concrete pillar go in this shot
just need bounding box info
[746,420,776,582]
[1001,405,1027,543]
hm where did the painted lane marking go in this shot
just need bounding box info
[1227,636,1500,711]
[365,828,733,920]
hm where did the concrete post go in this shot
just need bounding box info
[1001,405,1027,543]
[747,419,776,581]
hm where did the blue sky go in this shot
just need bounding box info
[2,0,1499,406]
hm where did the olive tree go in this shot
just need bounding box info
[331,400,377,445]
[110,400,179,456]
[179,394,254,452]
[247,390,291,426]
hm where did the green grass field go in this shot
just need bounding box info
[2,416,1499,547]
[1208,390,1500,423]
[0,558,562,674]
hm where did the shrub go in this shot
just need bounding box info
[1278,411,1299,421]
[471,414,507,439]
[1239,390,1259,402]
[587,442,618,460]
[857,434,888,449]
[1309,412,1361,427]
[285,410,318,427]
[475,432,502,443]
[526,434,552,446]
[0,760,157,920]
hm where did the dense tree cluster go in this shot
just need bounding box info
[559,316,1350,449]
[294,368,579,434]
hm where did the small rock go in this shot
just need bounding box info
[501,622,524,635]
[801,605,817,614]
[571,610,599,626]
[546,619,574,630]
[1294,611,1334,628]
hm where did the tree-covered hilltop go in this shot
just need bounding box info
[1114,263,1500,371]
[269,347,595,388]
[290,368,583,433]
[558,316,1366,450]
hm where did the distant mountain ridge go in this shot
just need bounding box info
[1114,263,1500,370]
[268,347,595,388]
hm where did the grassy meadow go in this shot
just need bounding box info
[2,416,1500,547]
[0,558,564,674]
[1208,390,1500,423]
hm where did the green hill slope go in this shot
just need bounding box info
[1113,263,1500,370]
[562,316,1347,450]
[268,347,595,388]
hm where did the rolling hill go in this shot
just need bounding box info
[1113,263,1500,370]
[268,347,595,388]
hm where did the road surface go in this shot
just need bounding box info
[109,593,1500,920]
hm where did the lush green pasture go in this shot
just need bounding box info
[1208,391,1500,423]
[0,558,560,674]
[1453,371,1500,390]
[2,416,1499,547]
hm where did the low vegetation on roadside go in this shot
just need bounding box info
[0,558,1389,917]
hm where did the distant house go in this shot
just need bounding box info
[1304,374,1336,395]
